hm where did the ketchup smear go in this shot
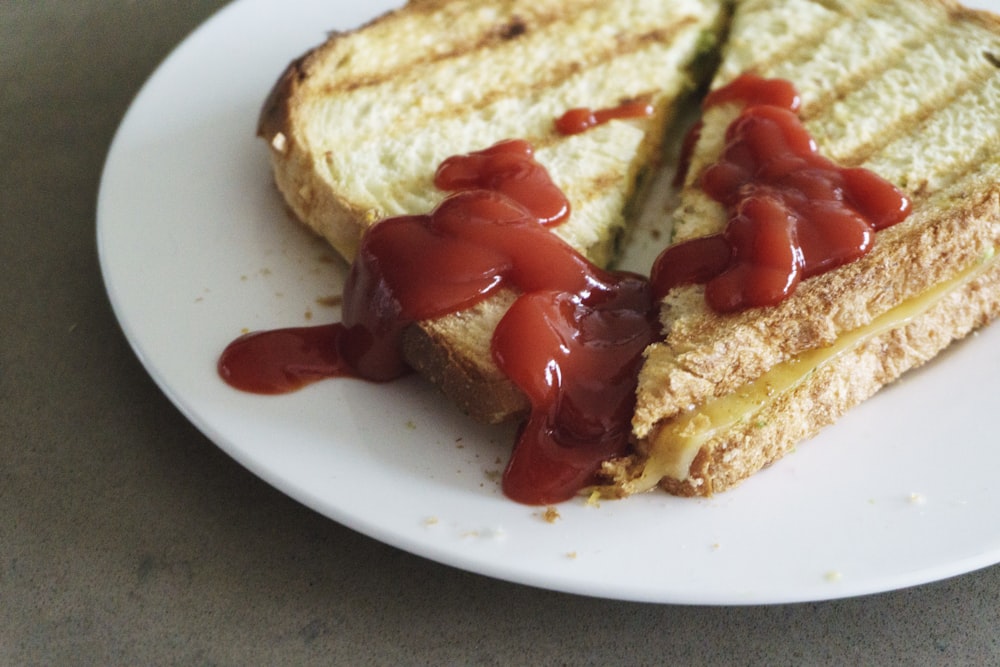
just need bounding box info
[555,99,654,135]
[219,137,659,505]
[652,73,912,312]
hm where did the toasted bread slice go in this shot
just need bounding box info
[259,0,730,422]
[609,0,1000,497]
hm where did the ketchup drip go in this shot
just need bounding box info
[218,324,349,394]
[219,137,658,505]
[493,274,656,504]
[555,99,655,136]
[653,74,911,311]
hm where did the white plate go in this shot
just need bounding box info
[98,0,1000,604]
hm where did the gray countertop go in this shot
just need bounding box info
[4,2,999,664]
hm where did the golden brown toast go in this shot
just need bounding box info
[258,0,730,422]
[608,0,1000,497]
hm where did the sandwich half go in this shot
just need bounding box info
[258,0,730,422]
[604,0,1000,497]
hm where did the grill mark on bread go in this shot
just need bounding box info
[391,25,693,132]
[732,0,949,119]
[314,0,609,92]
[796,5,945,120]
[797,11,1000,169]
[723,0,878,83]
[830,62,1000,170]
[723,1,1000,189]
[302,15,700,159]
[321,20,699,125]
[318,3,680,95]
[862,75,1000,200]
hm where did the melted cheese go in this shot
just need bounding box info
[631,248,998,491]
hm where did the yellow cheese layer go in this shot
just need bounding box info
[632,247,998,491]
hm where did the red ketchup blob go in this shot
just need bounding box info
[219,138,659,505]
[555,99,655,135]
[674,74,802,187]
[654,74,911,311]
[434,138,570,226]
[494,280,656,504]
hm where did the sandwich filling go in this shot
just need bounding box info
[627,245,998,493]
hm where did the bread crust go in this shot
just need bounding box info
[658,247,1000,496]
[259,47,372,261]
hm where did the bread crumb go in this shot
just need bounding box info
[423,516,439,526]
[566,551,578,560]
[824,570,843,582]
[405,420,416,430]
[539,506,561,523]
[316,294,343,307]
[909,492,927,505]
[586,490,602,507]
[460,526,507,541]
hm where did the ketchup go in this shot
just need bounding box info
[434,139,570,226]
[555,99,655,135]
[674,75,801,187]
[218,324,351,394]
[219,138,658,505]
[652,74,911,312]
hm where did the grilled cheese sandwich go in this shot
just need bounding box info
[609,0,1000,497]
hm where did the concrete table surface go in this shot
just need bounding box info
[3,2,999,664]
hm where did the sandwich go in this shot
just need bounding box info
[599,0,1000,498]
[257,0,731,423]
[247,0,1000,505]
